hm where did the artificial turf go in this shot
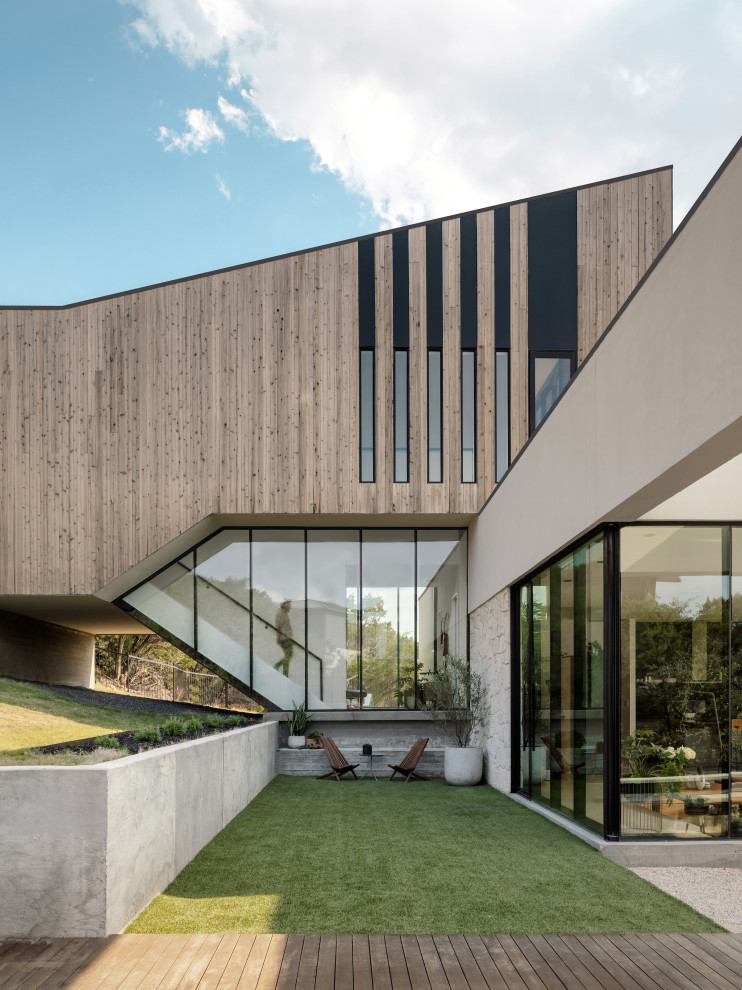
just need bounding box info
[127,774,723,934]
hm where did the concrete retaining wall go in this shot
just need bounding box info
[0,720,277,938]
[277,746,445,778]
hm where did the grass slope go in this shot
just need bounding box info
[128,775,723,934]
[0,676,163,756]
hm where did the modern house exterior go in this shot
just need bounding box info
[2,135,741,851]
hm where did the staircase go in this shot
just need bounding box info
[120,554,333,712]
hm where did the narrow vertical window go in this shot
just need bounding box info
[393,230,409,483]
[360,349,375,482]
[358,237,375,482]
[427,350,442,482]
[495,206,511,481]
[495,350,509,481]
[460,214,477,484]
[394,350,409,482]
[461,351,476,483]
[426,223,443,483]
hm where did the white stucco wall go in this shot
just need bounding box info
[470,587,511,793]
[469,139,742,610]
[0,720,277,938]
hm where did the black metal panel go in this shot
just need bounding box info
[358,237,376,348]
[426,222,443,348]
[528,191,577,350]
[494,206,511,349]
[460,213,478,349]
[510,583,523,794]
[603,525,621,841]
[393,229,409,348]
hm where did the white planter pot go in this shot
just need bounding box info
[287,735,305,749]
[444,746,483,786]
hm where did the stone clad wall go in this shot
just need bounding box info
[469,588,511,792]
[0,720,277,938]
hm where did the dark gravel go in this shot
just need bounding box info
[40,682,246,719]
[36,718,260,757]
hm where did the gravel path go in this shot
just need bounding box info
[631,867,742,932]
[42,683,239,718]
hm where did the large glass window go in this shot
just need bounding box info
[520,535,604,833]
[122,527,468,712]
[123,552,195,650]
[195,531,251,688]
[620,526,728,839]
[252,531,306,709]
[531,353,573,430]
[417,531,467,696]
[307,531,360,709]
[731,528,742,838]
[360,531,415,709]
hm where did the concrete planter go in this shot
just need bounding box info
[444,746,483,786]
[287,735,305,749]
[0,720,277,938]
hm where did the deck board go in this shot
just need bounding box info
[1,935,741,990]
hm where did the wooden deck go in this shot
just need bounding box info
[1,933,742,990]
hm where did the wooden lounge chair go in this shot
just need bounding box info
[388,738,429,782]
[317,735,360,781]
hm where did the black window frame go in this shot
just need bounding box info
[427,347,443,484]
[359,347,376,483]
[393,348,410,483]
[460,349,477,484]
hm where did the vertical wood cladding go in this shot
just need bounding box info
[576,168,672,361]
[0,168,671,596]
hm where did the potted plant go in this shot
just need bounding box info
[683,795,710,816]
[422,654,487,786]
[731,806,742,837]
[306,730,323,749]
[286,701,312,748]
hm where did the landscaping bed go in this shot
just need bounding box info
[33,713,262,759]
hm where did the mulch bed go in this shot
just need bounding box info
[34,718,262,758]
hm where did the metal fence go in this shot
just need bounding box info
[95,653,258,712]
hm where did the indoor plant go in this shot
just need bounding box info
[286,701,313,748]
[422,655,488,785]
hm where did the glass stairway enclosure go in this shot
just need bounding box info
[119,527,467,712]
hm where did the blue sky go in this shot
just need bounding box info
[1,1,741,305]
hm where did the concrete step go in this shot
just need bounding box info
[277,746,445,778]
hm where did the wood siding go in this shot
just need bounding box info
[0,169,671,596]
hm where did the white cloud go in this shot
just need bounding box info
[158,107,224,153]
[217,94,250,133]
[129,0,742,226]
[216,174,231,199]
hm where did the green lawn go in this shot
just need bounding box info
[0,676,163,760]
[128,775,723,934]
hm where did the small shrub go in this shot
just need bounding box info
[183,717,204,733]
[226,714,246,727]
[94,735,121,749]
[162,717,186,737]
[134,726,162,743]
[205,714,226,729]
